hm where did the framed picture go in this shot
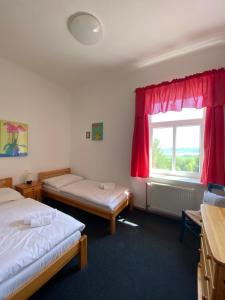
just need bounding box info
[86,131,90,139]
[92,122,103,141]
[0,120,28,157]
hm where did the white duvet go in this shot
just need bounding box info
[60,179,128,209]
[0,198,85,283]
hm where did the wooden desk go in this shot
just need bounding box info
[198,204,225,300]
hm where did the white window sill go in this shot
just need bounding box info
[150,174,202,186]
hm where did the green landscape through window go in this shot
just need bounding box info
[151,108,203,175]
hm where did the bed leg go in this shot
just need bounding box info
[79,235,87,270]
[110,217,116,235]
[129,193,134,211]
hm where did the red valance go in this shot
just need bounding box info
[135,69,225,116]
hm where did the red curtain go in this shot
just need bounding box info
[131,69,225,185]
[201,106,225,185]
[131,115,149,177]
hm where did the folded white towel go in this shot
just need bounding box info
[24,209,58,225]
[99,182,116,190]
[30,215,52,228]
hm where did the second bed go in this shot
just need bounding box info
[39,168,133,234]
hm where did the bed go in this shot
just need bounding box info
[39,168,133,234]
[0,177,87,300]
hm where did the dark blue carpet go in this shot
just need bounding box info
[31,199,199,300]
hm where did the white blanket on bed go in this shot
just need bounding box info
[0,198,85,283]
[60,180,128,208]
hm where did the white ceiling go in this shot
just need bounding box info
[0,0,224,90]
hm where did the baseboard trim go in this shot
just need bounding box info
[133,206,181,221]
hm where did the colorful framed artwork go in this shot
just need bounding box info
[0,120,28,157]
[92,122,103,141]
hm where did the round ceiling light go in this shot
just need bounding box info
[68,12,103,45]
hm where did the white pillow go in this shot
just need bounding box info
[0,188,24,204]
[43,174,84,189]
[203,191,225,208]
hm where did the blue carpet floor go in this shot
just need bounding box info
[31,199,199,300]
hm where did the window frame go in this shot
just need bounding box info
[150,110,205,179]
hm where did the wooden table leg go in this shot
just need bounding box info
[129,193,134,211]
[110,216,116,235]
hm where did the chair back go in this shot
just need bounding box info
[208,182,225,193]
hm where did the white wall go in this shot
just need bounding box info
[1,44,224,211]
[0,57,72,184]
[70,45,225,210]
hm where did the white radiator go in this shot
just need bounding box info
[146,182,195,218]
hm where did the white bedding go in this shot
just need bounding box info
[0,230,81,300]
[59,180,129,211]
[0,188,24,204]
[43,174,84,189]
[42,183,61,193]
[43,184,128,212]
[0,198,85,284]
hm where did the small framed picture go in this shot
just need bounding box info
[86,131,90,139]
[92,122,103,141]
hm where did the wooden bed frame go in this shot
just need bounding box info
[0,177,87,300]
[0,177,12,188]
[39,168,133,235]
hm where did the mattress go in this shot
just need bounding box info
[43,184,61,193]
[0,231,81,300]
[43,180,129,212]
[0,198,85,299]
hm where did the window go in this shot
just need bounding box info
[150,108,204,178]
